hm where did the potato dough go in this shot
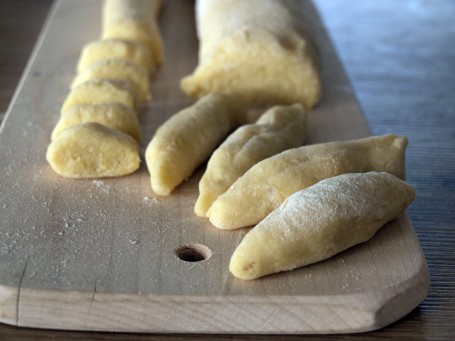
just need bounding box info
[181,0,321,108]
[195,104,307,217]
[230,172,416,280]
[208,134,408,229]
[77,39,154,73]
[52,103,142,142]
[71,59,151,101]
[61,79,136,113]
[145,94,247,196]
[102,0,164,65]
[47,122,140,178]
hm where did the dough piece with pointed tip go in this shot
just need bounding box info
[208,134,408,229]
[102,0,165,65]
[77,39,154,73]
[47,122,140,178]
[61,79,136,113]
[230,172,416,280]
[71,59,151,101]
[195,103,307,217]
[145,94,247,196]
[181,0,321,108]
[52,103,142,142]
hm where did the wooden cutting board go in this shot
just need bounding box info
[0,0,430,334]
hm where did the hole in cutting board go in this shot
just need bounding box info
[175,243,212,262]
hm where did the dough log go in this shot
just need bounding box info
[145,94,247,196]
[195,104,307,217]
[181,0,321,109]
[208,134,408,229]
[230,172,416,280]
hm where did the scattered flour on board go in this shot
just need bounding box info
[92,179,111,193]
[143,196,160,204]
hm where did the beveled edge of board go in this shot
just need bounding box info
[0,285,17,326]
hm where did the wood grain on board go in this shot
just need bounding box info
[0,0,429,334]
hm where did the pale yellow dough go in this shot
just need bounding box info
[61,79,136,113]
[145,94,247,196]
[195,104,307,217]
[52,103,142,142]
[77,39,154,73]
[181,0,321,109]
[71,59,151,101]
[208,134,408,229]
[102,0,165,65]
[230,172,416,280]
[47,122,140,179]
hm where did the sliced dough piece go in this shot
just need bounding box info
[77,39,154,73]
[52,103,142,142]
[208,134,408,229]
[145,94,247,196]
[195,104,307,217]
[71,59,151,101]
[102,0,165,65]
[61,79,136,113]
[181,0,321,109]
[230,172,416,280]
[47,122,140,178]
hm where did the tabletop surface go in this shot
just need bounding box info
[0,0,454,340]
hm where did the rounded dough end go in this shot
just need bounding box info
[229,231,273,280]
[194,191,215,217]
[207,199,243,230]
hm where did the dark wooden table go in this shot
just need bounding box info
[1,0,454,340]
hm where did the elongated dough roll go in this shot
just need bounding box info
[71,59,151,101]
[145,94,247,196]
[102,0,164,65]
[77,39,154,73]
[61,80,136,113]
[208,134,408,229]
[52,103,141,142]
[195,104,307,217]
[230,172,416,280]
[46,122,140,178]
[181,0,321,108]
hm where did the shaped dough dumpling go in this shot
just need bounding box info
[61,79,136,113]
[208,134,408,229]
[47,122,140,178]
[102,0,165,65]
[195,103,307,217]
[52,103,142,142]
[71,59,151,101]
[181,0,321,108]
[230,172,416,280]
[145,94,247,196]
[77,39,154,73]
